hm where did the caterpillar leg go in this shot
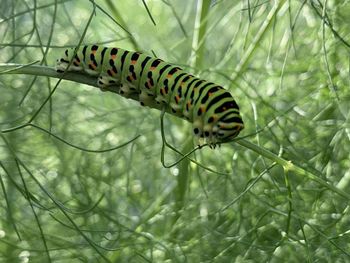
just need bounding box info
[119,82,138,98]
[192,120,205,147]
[169,101,184,117]
[97,74,120,92]
[56,48,83,73]
[155,94,166,105]
[195,135,217,149]
[139,90,155,107]
[56,58,83,73]
[192,122,218,149]
[203,124,218,148]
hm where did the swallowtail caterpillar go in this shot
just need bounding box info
[56,45,244,146]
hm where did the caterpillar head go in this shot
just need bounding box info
[216,112,244,142]
[56,48,82,73]
[192,92,244,147]
[211,98,244,144]
[193,111,244,147]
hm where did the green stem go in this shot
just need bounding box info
[236,139,350,200]
[190,0,211,68]
[231,0,287,81]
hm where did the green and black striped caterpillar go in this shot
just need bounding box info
[56,45,244,146]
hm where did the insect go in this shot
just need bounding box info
[56,45,244,146]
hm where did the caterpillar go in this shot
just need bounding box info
[56,45,244,146]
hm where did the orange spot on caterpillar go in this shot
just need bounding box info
[150,67,156,70]
[131,60,137,65]
[108,69,115,76]
[90,63,97,70]
[111,55,116,59]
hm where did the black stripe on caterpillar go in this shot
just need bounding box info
[56,45,244,146]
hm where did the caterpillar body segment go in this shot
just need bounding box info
[56,45,244,146]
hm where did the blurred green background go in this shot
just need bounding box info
[1,0,350,262]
